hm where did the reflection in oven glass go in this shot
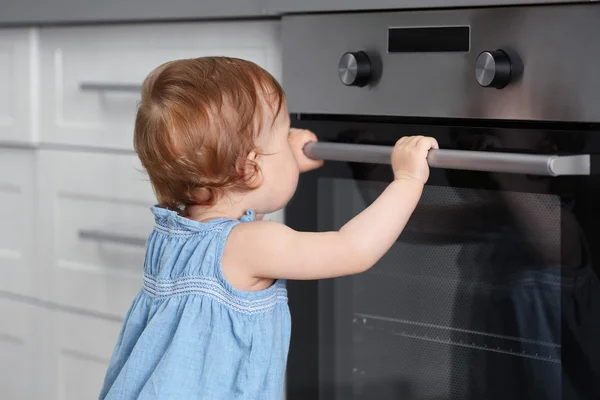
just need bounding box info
[320,178,598,400]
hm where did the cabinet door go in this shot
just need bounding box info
[0,298,38,400]
[39,21,281,150]
[0,149,37,297]
[41,310,123,400]
[0,28,36,144]
[37,150,155,317]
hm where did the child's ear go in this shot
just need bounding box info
[240,150,263,189]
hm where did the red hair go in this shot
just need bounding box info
[134,57,284,212]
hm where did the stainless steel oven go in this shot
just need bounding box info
[282,4,600,400]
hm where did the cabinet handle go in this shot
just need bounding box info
[304,142,593,177]
[78,230,147,248]
[79,82,142,92]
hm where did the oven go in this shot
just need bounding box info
[282,4,600,400]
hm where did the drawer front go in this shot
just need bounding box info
[37,150,156,317]
[0,298,38,400]
[0,149,36,296]
[39,21,282,150]
[41,310,122,400]
[0,29,36,144]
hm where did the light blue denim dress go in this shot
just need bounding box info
[99,207,291,400]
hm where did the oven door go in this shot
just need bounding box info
[284,115,600,400]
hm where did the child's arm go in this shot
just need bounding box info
[225,135,438,280]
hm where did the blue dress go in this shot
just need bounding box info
[99,207,291,399]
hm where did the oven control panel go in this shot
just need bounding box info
[339,48,513,90]
[283,5,600,122]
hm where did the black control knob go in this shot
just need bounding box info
[475,50,512,89]
[338,51,372,87]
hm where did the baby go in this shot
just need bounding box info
[99,57,437,399]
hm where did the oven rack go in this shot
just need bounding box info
[352,313,561,364]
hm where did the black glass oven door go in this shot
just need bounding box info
[285,115,600,400]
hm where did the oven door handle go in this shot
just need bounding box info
[304,142,593,176]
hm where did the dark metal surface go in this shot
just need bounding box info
[338,52,372,87]
[286,115,600,400]
[282,4,600,122]
[284,4,600,400]
[475,50,512,88]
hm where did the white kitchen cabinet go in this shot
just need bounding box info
[0,293,121,400]
[0,17,286,399]
[40,310,122,400]
[0,28,37,144]
[36,150,155,317]
[0,149,37,297]
[0,298,39,400]
[39,21,282,151]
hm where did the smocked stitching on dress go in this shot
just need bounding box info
[143,274,288,315]
[153,223,223,237]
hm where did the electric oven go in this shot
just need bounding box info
[283,4,600,400]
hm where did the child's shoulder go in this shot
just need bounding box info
[226,220,290,256]
[221,220,289,290]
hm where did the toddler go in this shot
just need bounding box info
[99,57,438,399]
